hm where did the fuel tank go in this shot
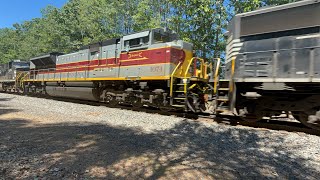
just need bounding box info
[45,86,99,101]
[46,82,94,87]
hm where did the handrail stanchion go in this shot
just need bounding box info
[184,57,195,78]
[213,58,221,94]
[193,58,197,77]
[170,61,182,97]
[229,57,236,93]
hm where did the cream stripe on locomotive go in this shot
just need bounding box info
[29,63,176,81]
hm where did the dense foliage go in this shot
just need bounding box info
[0,0,299,63]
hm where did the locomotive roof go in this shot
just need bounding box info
[30,52,63,61]
[228,0,320,38]
[78,28,174,50]
[30,52,63,69]
[237,0,319,17]
[123,27,165,36]
[79,38,120,50]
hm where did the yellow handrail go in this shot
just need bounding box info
[15,72,24,90]
[203,63,208,79]
[20,72,29,89]
[213,58,221,94]
[22,72,29,79]
[184,57,196,78]
[15,72,23,81]
[229,56,236,93]
[170,61,182,97]
[199,58,205,78]
[183,57,205,78]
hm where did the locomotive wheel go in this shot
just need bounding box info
[105,94,118,106]
[187,97,196,113]
[237,107,262,122]
[237,101,263,122]
[292,111,320,131]
[131,97,143,108]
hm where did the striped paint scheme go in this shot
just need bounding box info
[36,47,184,75]
[27,63,176,81]
[56,47,170,68]
[25,47,186,81]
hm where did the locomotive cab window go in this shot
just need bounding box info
[122,30,150,51]
[141,36,149,45]
[129,38,140,47]
[125,36,149,49]
[154,32,169,43]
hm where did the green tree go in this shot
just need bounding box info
[0,0,303,63]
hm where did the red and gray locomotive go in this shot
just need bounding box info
[22,28,211,112]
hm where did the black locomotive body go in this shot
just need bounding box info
[225,0,320,130]
[0,60,30,92]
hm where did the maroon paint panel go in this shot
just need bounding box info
[57,61,90,68]
[120,48,167,65]
[56,59,117,69]
[170,48,186,64]
[39,47,184,75]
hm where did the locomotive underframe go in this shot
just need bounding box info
[235,82,320,129]
[0,81,16,92]
[224,0,320,130]
[23,79,208,112]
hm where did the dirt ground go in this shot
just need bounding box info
[0,94,319,179]
[0,112,232,179]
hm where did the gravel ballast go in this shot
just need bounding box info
[0,93,319,179]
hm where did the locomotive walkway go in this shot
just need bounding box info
[0,93,319,179]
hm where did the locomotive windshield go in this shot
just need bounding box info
[11,61,30,70]
[154,32,170,43]
[152,28,177,43]
[122,28,178,51]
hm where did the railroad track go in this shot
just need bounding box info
[2,91,319,136]
[199,115,320,136]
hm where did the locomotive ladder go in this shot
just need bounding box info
[169,57,208,111]
[214,57,236,114]
[170,61,188,109]
[15,71,28,92]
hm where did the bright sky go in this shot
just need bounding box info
[0,0,67,28]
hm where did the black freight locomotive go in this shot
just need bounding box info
[0,60,30,92]
[221,0,320,130]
